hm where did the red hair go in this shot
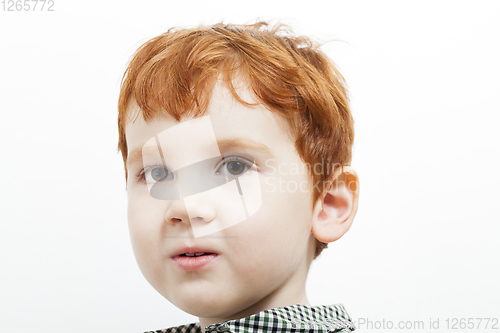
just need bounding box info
[117,21,354,258]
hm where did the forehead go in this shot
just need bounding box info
[125,83,292,156]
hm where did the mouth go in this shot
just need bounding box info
[176,252,217,257]
[171,252,219,270]
[171,246,220,270]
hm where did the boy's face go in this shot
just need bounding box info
[125,83,317,319]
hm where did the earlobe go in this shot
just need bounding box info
[311,166,359,243]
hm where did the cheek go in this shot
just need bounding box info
[127,196,166,259]
[127,196,172,292]
[231,174,313,259]
[258,172,313,230]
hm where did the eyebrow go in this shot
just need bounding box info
[126,137,274,168]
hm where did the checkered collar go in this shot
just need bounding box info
[146,304,356,333]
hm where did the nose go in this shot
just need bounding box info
[184,194,217,225]
[164,198,216,225]
[164,199,190,224]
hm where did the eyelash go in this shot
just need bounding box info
[135,156,257,183]
[136,163,166,182]
[214,156,256,175]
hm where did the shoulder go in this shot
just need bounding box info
[144,322,202,333]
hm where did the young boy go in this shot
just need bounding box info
[117,21,359,333]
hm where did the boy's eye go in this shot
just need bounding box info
[225,161,246,176]
[148,167,171,182]
[140,165,174,183]
[138,154,256,186]
[216,157,254,177]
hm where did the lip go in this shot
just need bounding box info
[171,253,219,270]
[170,246,219,270]
[171,246,219,258]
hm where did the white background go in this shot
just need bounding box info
[1,1,499,332]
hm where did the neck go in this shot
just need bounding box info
[198,285,310,332]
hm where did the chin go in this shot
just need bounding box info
[168,286,221,314]
[175,298,231,318]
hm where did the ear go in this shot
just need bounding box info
[311,166,359,243]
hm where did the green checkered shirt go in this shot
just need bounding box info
[145,304,355,333]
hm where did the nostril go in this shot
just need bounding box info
[170,217,183,223]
